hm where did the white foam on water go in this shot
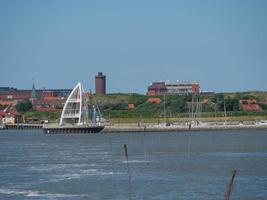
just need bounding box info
[0,188,90,198]
[44,168,127,183]
[81,169,98,173]
[88,151,109,155]
[122,159,150,164]
[81,169,126,176]
[48,172,104,182]
[44,193,90,198]
[28,163,94,171]
[50,173,83,181]
[26,191,39,197]
[0,188,28,195]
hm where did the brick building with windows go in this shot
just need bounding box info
[147,81,200,96]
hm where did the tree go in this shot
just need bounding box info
[169,98,188,113]
[15,100,32,112]
[225,97,239,111]
[242,95,257,100]
[211,93,225,111]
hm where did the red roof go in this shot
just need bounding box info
[239,99,262,111]
[0,110,5,117]
[43,96,65,101]
[0,93,30,100]
[147,98,161,104]
[1,106,21,117]
[239,99,257,104]
[127,103,135,109]
[240,104,262,111]
[0,100,17,106]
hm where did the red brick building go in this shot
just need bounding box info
[147,81,200,96]
[0,87,71,112]
[239,99,262,112]
[95,72,106,95]
[147,82,167,96]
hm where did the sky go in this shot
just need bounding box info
[0,0,267,94]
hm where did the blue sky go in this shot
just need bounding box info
[1,0,267,93]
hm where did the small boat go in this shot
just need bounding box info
[43,82,104,134]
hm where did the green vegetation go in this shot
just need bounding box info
[23,110,61,123]
[15,100,32,112]
[95,92,267,122]
[2,91,266,123]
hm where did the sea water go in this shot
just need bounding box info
[0,129,267,200]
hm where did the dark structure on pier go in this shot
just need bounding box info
[95,72,106,95]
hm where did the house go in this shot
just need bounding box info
[147,98,161,104]
[127,103,135,109]
[147,81,200,96]
[0,100,17,106]
[31,98,65,112]
[239,99,262,112]
[0,106,21,124]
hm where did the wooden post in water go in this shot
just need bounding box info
[224,169,237,200]
[123,144,132,200]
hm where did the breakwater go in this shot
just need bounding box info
[103,123,267,133]
[2,122,267,133]
[4,123,43,130]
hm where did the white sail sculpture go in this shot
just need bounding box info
[59,82,89,126]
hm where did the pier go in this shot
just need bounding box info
[43,123,104,134]
[102,123,267,133]
[4,123,43,130]
[1,122,267,133]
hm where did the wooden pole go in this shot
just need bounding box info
[224,169,237,200]
[123,144,132,200]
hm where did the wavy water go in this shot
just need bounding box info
[0,129,267,199]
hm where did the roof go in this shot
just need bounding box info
[240,99,257,104]
[1,106,21,116]
[147,98,161,104]
[0,100,17,106]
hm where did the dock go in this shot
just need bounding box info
[102,123,267,133]
[4,123,43,130]
[1,122,267,133]
[43,123,104,134]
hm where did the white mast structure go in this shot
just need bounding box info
[59,82,89,126]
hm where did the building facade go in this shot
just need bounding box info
[147,81,200,96]
[95,72,106,95]
[0,87,71,112]
[147,82,167,96]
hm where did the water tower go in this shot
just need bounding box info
[95,72,106,95]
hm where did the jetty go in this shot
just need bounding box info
[4,123,43,130]
[2,121,267,133]
[102,122,267,133]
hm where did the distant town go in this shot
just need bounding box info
[0,72,267,126]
